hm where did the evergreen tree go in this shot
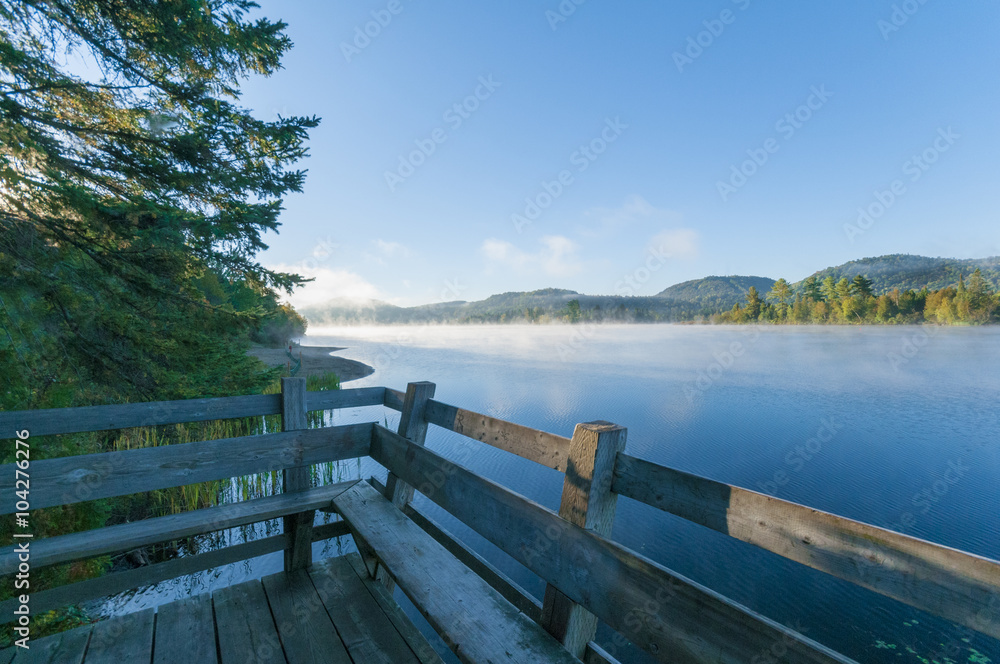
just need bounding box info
[803,275,823,301]
[966,268,996,322]
[835,278,852,301]
[745,286,762,320]
[821,276,838,302]
[0,0,319,408]
[767,278,792,304]
[851,274,874,298]
[766,278,791,319]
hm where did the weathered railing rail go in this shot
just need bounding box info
[612,454,1000,639]
[1,379,997,664]
[0,386,386,438]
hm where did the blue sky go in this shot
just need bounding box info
[240,0,1000,308]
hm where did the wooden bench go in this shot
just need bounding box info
[333,481,582,664]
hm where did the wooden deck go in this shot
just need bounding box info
[0,554,445,664]
[2,379,998,663]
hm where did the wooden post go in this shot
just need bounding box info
[375,381,435,588]
[383,381,436,508]
[541,420,627,659]
[281,377,313,572]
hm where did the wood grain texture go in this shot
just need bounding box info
[379,382,436,590]
[0,521,349,620]
[153,594,218,664]
[84,608,154,664]
[423,399,570,472]
[383,387,405,412]
[342,553,447,664]
[0,423,372,513]
[0,482,356,575]
[334,481,581,664]
[385,382,436,510]
[403,502,542,621]
[0,394,280,439]
[0,387,385,440]
[612,453,1000,639]
[583,642,621,664]
[370,425,856,664]
[308,556,420,664]
[306,387,385,412]
[282,378,313,572]
[261,569,353,664]
[214,580,286,664]
[8,625,91,663]
[543,421,627,658]
[395,497,619,664]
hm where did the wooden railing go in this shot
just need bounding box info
[1,380,997,664]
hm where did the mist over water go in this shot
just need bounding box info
[311,324,1000,663]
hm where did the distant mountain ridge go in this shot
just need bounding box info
[301,289,701,324]
[656,276,777,311]
[795,254,1000,294]
[301,254,998,325]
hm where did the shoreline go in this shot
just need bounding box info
[248,345,374,383]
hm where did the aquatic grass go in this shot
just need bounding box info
[86,366,359,598]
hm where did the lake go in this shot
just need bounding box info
[111,324,1000,663]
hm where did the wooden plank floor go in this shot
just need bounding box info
[2,554,445,664]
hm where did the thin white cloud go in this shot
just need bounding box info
[374,239,410,258]
[363,239,412,266]
[581,195,683,237]
[648,228,699,260]
[269,264,383,308]
[480,235,582,277]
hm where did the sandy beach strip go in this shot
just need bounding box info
[248,345,374,383]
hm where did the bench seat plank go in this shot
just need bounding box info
[333,481,580,664]
[343,553,447,664]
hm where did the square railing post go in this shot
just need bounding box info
[373,381,435,588]
[383,381,436,508]
[281,376,312,572]
[541,420,627,659]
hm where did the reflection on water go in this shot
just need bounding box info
[108,325,1000,663]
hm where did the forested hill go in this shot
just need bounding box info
[797,255,1000,294]
[301,289,704,324]
[656,276,777,311]
[302,255,1000,325]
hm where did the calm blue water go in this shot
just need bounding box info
[109,324,1000,663]
[314,324,1000,664]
